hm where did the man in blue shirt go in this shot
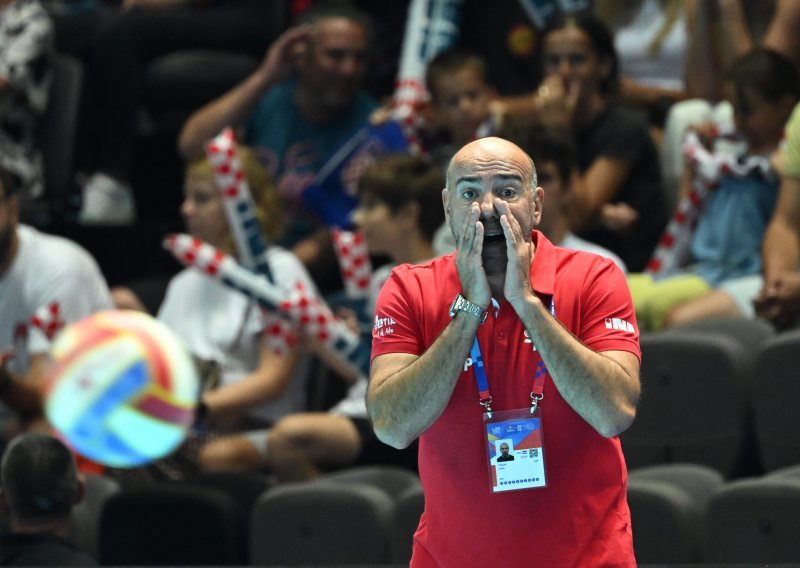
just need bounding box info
[179,3,376,284]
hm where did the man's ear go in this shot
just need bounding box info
[441,188,450,220]
[533,186,544,223]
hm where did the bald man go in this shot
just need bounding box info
[367,138,641,567]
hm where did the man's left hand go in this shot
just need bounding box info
[497,200,534,307]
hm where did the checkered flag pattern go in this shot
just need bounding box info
[164,234,367,376]
[331,228,372,300]
[205,128,273,281]
[390,0,462,152]
[262,314,297,356]
[205,128,244,199]
[645,126,777,277]
[30,301,65,341]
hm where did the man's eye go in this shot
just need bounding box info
[499,189,517,198]
[461,190,476,199]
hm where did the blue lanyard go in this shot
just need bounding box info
[472,297,555,417]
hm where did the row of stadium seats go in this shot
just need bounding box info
[630,462,800,564]
[621,318,800,478]
[69,465,423,566]
[72,462,800,565]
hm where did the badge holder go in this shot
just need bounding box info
[484,403,547,493]
[471,336,549,493]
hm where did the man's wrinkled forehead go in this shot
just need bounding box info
[447,157,531,187]
[448,140,533,187]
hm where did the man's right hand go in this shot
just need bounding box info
[755,271,800,329]
[255,25,312,89]
[452,200,491,309]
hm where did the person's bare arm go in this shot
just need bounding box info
[498,200,640,437]
[203,341,301,417]
[567,157,633,233]
[178,25,310,160]
[762,0,800,68]
[754,176,800,327]
[368,197,490,449]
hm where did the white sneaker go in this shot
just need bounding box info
[77,173,137,226]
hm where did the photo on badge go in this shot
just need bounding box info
[484,408,547,493]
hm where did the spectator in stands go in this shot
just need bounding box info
[505,123,628,272]
[0,0,53,211]
[595,0,718,128]
[75,0,281,226]
[105,147,318,485]
[491,13,668,272]
[199,154,442,480]
[423,48,495,164]
[629,49,799,331]
[178,2,376,288]
[0,164,112,441]
[0,432,96,566]
[659,0,793,206]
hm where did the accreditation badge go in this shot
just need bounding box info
[484,408,547,492]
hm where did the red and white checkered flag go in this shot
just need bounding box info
[331,228,372,300]
[279,282,341,343]
[645,125,776,277]
[30,301,65,341]
[389,0,462,153]
[262,313,297,356]
[164,234,296,354]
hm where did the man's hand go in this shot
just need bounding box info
[601,202,639,234]
[754,271,800,329]
[497,199,534,308]
[453,200,491,308]
[254,25,312,89]
[533,75,581,129]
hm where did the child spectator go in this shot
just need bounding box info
[199,154,443,480]
[423,47,496,165]
[629,49,800,330]
[110,146,316,485]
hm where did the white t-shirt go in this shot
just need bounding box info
[561,232,628,274]
[614,0,687,92]
[157,247,314,424]
[0,224,112,375]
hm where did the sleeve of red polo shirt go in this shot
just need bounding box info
[575,256,641,362]
[370,265,426,360]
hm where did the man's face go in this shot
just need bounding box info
[500,443,510,456]
[444,138,543,274]
[297,17,368,114]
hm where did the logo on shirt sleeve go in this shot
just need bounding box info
[604,317,635,333]
[374,314,397,337]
